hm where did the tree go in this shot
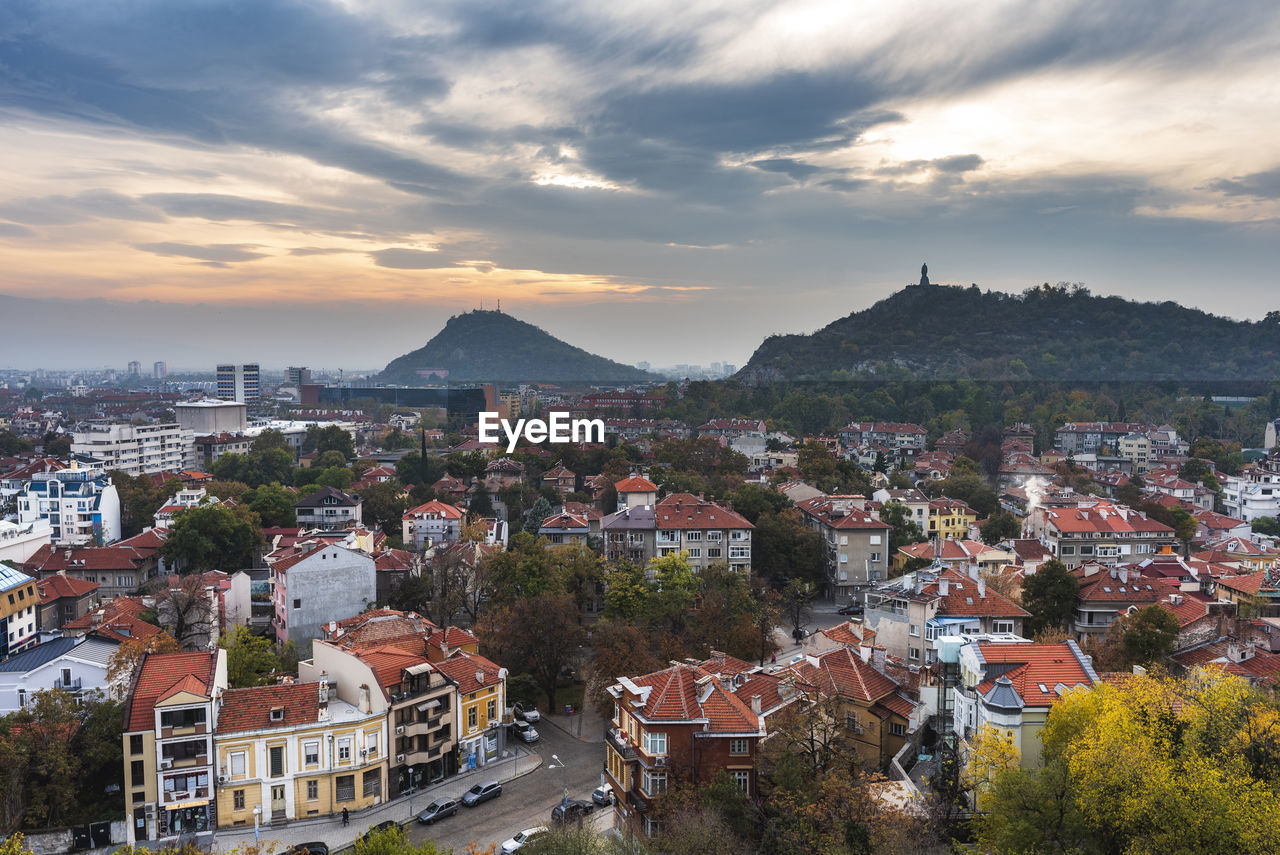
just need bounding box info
[302,424,356,458]
[1252,516,1280,538]
[586,620,663,718]
[1020,559,1078,636]
[161,503,262,573]
[153,575,219,651]
[523,496,554,535]
[780,578,813,640]
[249,429,291,454]
[360,481,410,537]
[961,724,1020,810]
[879,502,926,554]
[469,484,494,516]
[351,823,446,855]
[970,759,1093,854]
[478,592,585,711]
[1120,604,1180,667]
[979,511,1021,545]
[243,482,297,528]
[752,509,824,587]
[313,449,349,470]
[221,626,283,687]
[1168,505,1199,555]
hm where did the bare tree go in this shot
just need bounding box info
[152,575,218,651]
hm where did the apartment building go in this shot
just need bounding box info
[122,650,229,842]
[1027,501,1175,568]
[269,541,377,654]
[71,423,196,476]
[295,486,363,531]
[601,505,657,566]
[604,662,765,840]
[401,500,464,551]
[433,650,510,770]
[216,364,260,403]
[1221,454,1280,522]
[213,680,388,829]
[795,496,891,599]
[654,493,754,573]
[1,564,40,659]
[837,422,927,460]
[16,461,121,546]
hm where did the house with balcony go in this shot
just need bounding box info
[655,493,754,574]
[1031,501,1175,568]
[0,633,119,714]
[538,510,592,546]
[893,539,1015,574]
[795,495,891,599]
[601,505,657,566]
[400,500,464,551]
[866,570,1030,666]
[926,499,977,540]
[950,636,1099,768]
[1222,456,1280,522]
[365,648,458,795]
[838,422,927,462]
[213,679,388,829]
[1,563,40,659]
[604,662,766,840]
[433,650,510,770]
[294,486,362,532]
[615,475,658,511]
[121,649,228,842]
[21,540,161,601]
[541,465,576,496]
[1070,564,1176,640]
[15,460,122,546]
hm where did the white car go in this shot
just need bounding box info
[513,702,541,723]
[500,826,549,853]
[513,720,540,743]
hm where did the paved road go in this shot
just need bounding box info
[407,721,607,853]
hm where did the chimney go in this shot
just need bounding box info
[1227,642,1242,662]
[1118,569,1129,584]
[977,578,986,598]
[938,578,949,596]
[751,695,762,715]
[968,563,979,580]
[859,644,871,663]
[1110,567,1118,579]
[1169,594,1183,606]
[358,685,371,714]
[871,646,886,671]
[476,669,485,686]
[329,620,337,636]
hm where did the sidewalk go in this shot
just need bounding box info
[208,745,543,853]
[541,702,606,743]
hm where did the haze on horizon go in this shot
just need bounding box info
[1,0,1278,371]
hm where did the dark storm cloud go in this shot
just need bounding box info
[133,242,266,263]
[1208,166,1280,199]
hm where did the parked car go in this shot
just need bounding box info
[837,603,864,616]
[592,783,614,806]
[791,627,811,641]
[513,701,540,723]
[288,844,328,855]
[513,720,540,743]
[416,798,459,824]
[551,799,594,825]
[462,780,503,806]
[357,820,399,843]
[500,826,549,853]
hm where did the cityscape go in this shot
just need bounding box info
[3,3,1280,855]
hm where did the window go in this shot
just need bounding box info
[729,738,748,755]
[338,738,352,762]
[729,546,750,559]
[839,553,848,563]
[685,531,702,541]
[293,599,302,610]
[230,752,246,777]
[707,531,722,542]
[307,780,318,801]
[1060,546,1075,556]
[642,769,667,796]
[908,647,920,661]
[686,548,701,558]
[708,548,722,559]
[362,769,381,798]
[304,742,319,766]
[468,707,478,731]
[869,535,882,545]
[840,535,848,545]
[335,775,355,802]
[234,790,245,811]
[131,734,144,755]
[366,732,378,758]
[269,746,284,778]
[642,731,667,755]
[731,771,750,793]
[644,817,664,838]
[131,760,145,786]
[993,620,1015,634]
[890,722,906,737]
[870,552,881,562]
[909,624,920,637]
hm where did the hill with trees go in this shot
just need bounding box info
[378,309,653,383]
[738,279,1280,383]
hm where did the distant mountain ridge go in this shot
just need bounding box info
[378,310,654,384]
[738,278,1280,383]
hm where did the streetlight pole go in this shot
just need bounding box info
[252,805,261,844]
[407,768,419,818]
[549,754,568,807]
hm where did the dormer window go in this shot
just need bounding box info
[270,707,285,722]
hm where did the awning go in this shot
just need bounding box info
[416,699,441,712]
[405,663,434,677]
[166,800,209,811]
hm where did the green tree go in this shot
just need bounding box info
[161,503,262,573]
[360,481,410,537]
[302,424,355,458]
[879,501,926,554]
[752,509,825,587]
[523,496,554,535]
[243,482,297,528]
[478,592,585,711]
[249,429,291,454]
[351,823,445,855]
[1020,559,1078,636]
[780,578,813,639]
[725,484,791,523]
[221,626,283,687]
[313,449,349,469]
[979,511,1021,545]
[1120,604,1180,667]
[1252,516,1280,537]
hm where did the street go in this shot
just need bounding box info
[407,721,607,853]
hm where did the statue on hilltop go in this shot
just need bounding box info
[920,263,930,286]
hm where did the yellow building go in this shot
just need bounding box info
[434,650,509,769]
[927,499,977,540]
[213,680,388,829]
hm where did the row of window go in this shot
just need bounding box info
[229,769,380,809]
[224,733,380,780]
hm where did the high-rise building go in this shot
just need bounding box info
[71,422,196,475]
[127,360,141,376]
[284,366,312,387]
[216,363,260,402]
[153,361,166,379]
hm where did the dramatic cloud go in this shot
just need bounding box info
[0,0,1278,369]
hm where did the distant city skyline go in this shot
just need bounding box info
[1,1,1278,369]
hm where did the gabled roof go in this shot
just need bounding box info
[795,496,889,531]
[295,486,359,508]
[326,608,438,653]
[655,494,752,530]
[928,572,1030,619]
[622,662,763,734]
[125,651,218,731]
[539,510,590,531]
[782,646,900,704]
[974,641,1098,707]
[159,674,209,702]
[0,635,118,672]
[434,650,505,696]
[355,645,430,692]
[216,682,322,733]
[402,500,465,521]
[37,574,100,603]
[63,596,166,644]
[615,475,658,493]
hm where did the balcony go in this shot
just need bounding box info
[162,787,210,804]
[605,728,637,760]
[53,676,82,692]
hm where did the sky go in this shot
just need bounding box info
[1,0,1279,372]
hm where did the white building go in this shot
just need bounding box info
[0,518,53,565]
[175,400,248,435]
[0,634,120,714]
[217,364,260,403]
[1221,455,1280,522]
[16,460,122,545]
[72,423,196,475]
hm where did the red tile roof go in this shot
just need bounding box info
[125,651,219,732]
[216,682,322,733]
[37,574,99,604]
[974,642,1096,707]
[614,475,658,493]
[63,596,166,644]
[782,647,900,704]
[1045,502,1172,535]
[795,496,890,531]
[402,500,465,521]
[625,663,762,733]
[435,650,505,696]
[926,572,1030,618]
[655,494,752,530]
[355,645,430,692]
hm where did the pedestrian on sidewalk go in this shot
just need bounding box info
[341,807,349,827]
[771,652,776,664]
